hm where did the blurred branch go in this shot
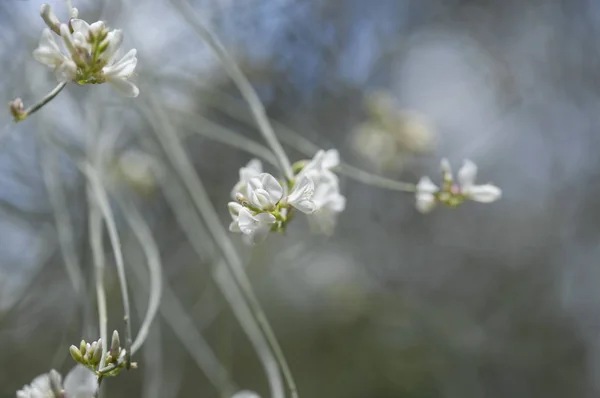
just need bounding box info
[171,0,294,181]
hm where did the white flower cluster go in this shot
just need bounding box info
[228,150,346,244]
[415,158,501,213]
[16,366,97,398]
[33,4,139,97]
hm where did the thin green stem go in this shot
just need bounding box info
[14,81,67,122]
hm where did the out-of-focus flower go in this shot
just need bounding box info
[296,150,346,234]
[415,159,501,213]
[32,4,138,97]
[16,366,97,398]
[353,91,434,172]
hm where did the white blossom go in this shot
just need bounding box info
[229,202,276,244]
[415,158,501,213]
[32,12,138,97]
[296,149,346,232]
[456,159,502,203]
[246,173,283,211]
[285,175,316,214]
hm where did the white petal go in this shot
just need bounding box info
[55,59,77,82]
[237,208,275,244]
[229,219,241,233]
[464,184,501,203]
[63,365,98,398]
[108,78,140,97]
[33,29,64,67]
[228,202,242,218]
[287,175,315,213]
[440,158,452,176]
[60,24,78,59]
[416,193,436,213]
[416,176,438,194]
[259,173,283,202]
[457,159,477,189]
[100,30,123,63]
[321,149,340,170]
[240,159,262,180]
[70,19,90,35]
[103,49,137,78]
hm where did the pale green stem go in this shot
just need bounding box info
[118,191,237,396]
[80,162,133,366]
[13,82,67,123]
[112,194,162,355]
[171,0,294,181]
[139,96,288,398]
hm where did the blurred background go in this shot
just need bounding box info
[2,0,600,397]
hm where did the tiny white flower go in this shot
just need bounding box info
[32,15,138,97]
[415,159,501,213]
[17,366,97,398]
[247,173,283,210]
[415,176,439,213]
[237,207,276,244]
[296,149,346,232]
[231,159,262,199]
[457,159,502,203]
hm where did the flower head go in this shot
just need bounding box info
[415,158,501,213]
[227,151,346,243]
[32,5,138,97]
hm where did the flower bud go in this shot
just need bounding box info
[9,98,25,121]
[79,340,87,356]
[70,345,83,363]
[40,4,60,34]
[92,340,103,364]
[110,330,120,358]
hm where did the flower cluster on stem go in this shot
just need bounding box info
[415,158,501,213]
[228,150,346,244]
[9,3,138,122]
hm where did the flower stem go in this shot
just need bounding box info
[171,0,295,181]
[13,81,67,122]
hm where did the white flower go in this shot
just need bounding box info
[32,15,138,97]
[415,176,438,213]
[296,149,346,232]
[247,173,283,210]
[456,159,502,203]
[16,366,97,398]
[286,175,316,214]
[415,159,501,213]
[231,159,262,199]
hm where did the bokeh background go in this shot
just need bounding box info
[2,0,600,397]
